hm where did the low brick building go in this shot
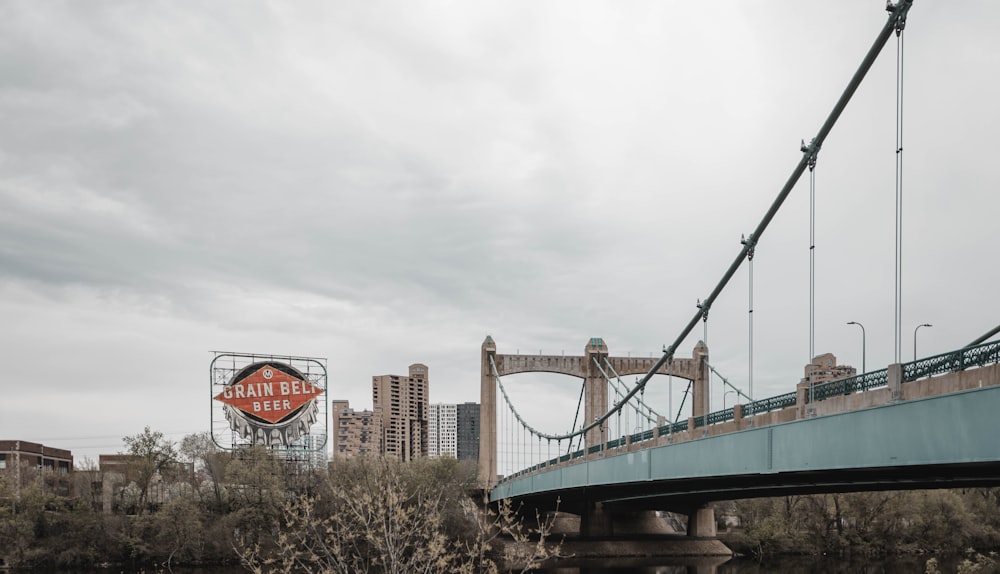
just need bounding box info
[0,440,74,497]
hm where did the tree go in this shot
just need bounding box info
[121,426,178,515]
[907,491,977,552]
[179,432,227,512]
[69,458,104,512]
[224,446,287,550]
[153,496,205,570]
[238,456,560,574]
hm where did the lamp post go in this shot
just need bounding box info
[847,321,866,374]
[914,323,932,361]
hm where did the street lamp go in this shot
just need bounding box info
[847,321,866,374]
[914,323,933,361]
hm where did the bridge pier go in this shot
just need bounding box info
[686,505,717,538]
[578,505,680,538]
[580,500,614,538]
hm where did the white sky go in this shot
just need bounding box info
[2,1,998,464]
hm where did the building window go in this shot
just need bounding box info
[0,453,5,469]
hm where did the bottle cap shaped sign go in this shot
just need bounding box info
[214,361,323,446]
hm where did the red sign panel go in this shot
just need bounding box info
[214,363,322,424]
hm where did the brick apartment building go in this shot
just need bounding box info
[331,400,381,458]
[372,364,429,461]
[0,440,73,497]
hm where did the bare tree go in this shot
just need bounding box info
[239,456,560,574]
[178,432,227,512]
[121,426,178,515]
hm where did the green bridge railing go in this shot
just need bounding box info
[903,339,1000,382]
[501,340,1000,482]
[809,339,1000,403]
[811,368,889,402]
[745,391,798,416]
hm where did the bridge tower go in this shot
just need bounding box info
[584,337,609,448]
[479,336,498,486]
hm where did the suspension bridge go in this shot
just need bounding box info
[476,0,1000,541]
[481,336,1000,538]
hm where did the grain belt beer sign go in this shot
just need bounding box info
[214,360,324,447]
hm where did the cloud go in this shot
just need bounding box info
[1,1,998,463]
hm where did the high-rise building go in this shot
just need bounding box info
[331,400,381,459]
[456,402,480,462]
[428,403,457,458]
[802,353,857,386]
[372,364,429,461]
[427,401,479,461]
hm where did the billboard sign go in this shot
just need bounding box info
[211,356,327,448]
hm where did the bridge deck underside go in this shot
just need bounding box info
[491,385,1000,514]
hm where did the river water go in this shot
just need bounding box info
[544,557,924,574]
[19,555,997,574]
[538,554,994,573]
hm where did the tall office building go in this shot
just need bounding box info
[428,403,457,458]
[331,400,381,459]
[427,401,480,461]
[456,402,480,462]
[372,364,429,461]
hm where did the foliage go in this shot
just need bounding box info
[224,445,287,550]
[956,549,998,574]
[6,426,1000,569]
[729,489,1000,559]
[121,425,180,515]
[179,431,229,512]
[238,456,561,574]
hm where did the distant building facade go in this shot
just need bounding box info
[97,454,194,514]
[372,364,429,461]
[0,440,73,497]
[428,401,480,461]
[456,402,480,462]
[299,433,329,469]
[332,365,474,463]
[802,353,857,385]
[428,403,457,458]
[331,400,381,458]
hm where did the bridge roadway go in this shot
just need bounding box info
[490,358,1000,535]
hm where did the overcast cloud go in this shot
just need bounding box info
[2,1,998,462]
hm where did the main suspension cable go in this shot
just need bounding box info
[490,1,914,451]
[603,358,662,419]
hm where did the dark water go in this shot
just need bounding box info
[14,568,247,574]
[16,555,998,573]
[537,554,999,573]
